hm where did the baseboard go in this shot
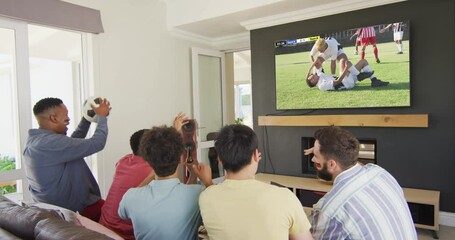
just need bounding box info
[440,211,455,227]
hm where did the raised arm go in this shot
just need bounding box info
[349,31,359,40]
[173,112,189,133]
[379,24,392,33]
[192,162,213,187]
[71,118,91,138]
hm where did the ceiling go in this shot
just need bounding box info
[163,0,406,49]
[175,0,337,39]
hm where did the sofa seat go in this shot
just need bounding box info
[0,196,116,240]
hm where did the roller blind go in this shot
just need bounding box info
[0,0,103,33]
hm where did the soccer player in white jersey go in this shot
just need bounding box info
[309,38,348,76]
[306,57,388,91]
[380,22,405,54]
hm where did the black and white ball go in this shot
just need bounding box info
[82,96,100,123]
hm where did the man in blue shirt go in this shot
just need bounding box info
[119,125,213,240]
[24,97,111,221]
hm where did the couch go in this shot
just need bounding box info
[0,196,122,240]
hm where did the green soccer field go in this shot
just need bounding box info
[275,40,410,110]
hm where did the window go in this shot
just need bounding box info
[0,17,92,201]
[233,50,252,128]
[234,83,252,127]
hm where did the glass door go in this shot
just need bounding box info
[191,48,226,179]
[0,17,31,200]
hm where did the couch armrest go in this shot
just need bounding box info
[0,196,62,239]
[35,218,112,240]
[0,227,22,240]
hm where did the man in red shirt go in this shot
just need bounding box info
[99,129,153,239]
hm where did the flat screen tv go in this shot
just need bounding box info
[274,20,410,110]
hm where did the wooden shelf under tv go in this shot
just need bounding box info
[258,114,428,128]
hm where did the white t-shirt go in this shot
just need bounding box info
[310,38,344,61]
[316,66,359,91]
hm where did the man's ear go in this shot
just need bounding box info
[327,159,338,171]
[252,149,260,163]
[48,114,58,123]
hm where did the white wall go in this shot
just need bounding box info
[64,0,214,196]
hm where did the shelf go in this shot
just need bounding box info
[258,114,428,128]
[256,173,440,232]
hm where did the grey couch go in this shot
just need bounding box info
[0,196,112,240]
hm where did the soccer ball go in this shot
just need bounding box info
[82,96,100,123]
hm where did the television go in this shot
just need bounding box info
[274,20,410,110]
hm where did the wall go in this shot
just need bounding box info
[251,1,455,211]
[64,0,214,196]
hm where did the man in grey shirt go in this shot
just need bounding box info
[23,97,111,221]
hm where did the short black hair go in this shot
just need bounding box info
[139,126,183,177]
[33,98,63,115]
[306,75,317,88]
[130,129,147,155]
[314,126,359,169]
[214,124,258,173]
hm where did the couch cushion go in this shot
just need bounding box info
[0,196,62,240]
[0,227,22,240]
[35,218,113,240]
[75,212,124,240]
[0,196,17,209]
[25,201,77,223]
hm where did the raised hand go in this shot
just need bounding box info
[173,112,189,132]
[92,98,111,117]
[303,147,314,155]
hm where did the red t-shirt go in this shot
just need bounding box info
[99,154,153,239]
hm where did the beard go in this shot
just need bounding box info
[316,162,333,181]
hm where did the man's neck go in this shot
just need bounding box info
[225,170,255,180]
[156,170,179,180]
[332,162,358,181]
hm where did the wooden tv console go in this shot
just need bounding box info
[255,173,440,239]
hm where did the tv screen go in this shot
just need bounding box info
[275,21,410,110]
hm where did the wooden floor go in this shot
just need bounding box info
[417,225,455,240]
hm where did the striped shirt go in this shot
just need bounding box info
[359,26,376,38]
[311,163,417,240]
[393,22,404,32]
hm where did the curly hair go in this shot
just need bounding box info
[314,126,359,169]
[215,124,258,173]
[33,97,63,116]
[139,126,183,177]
